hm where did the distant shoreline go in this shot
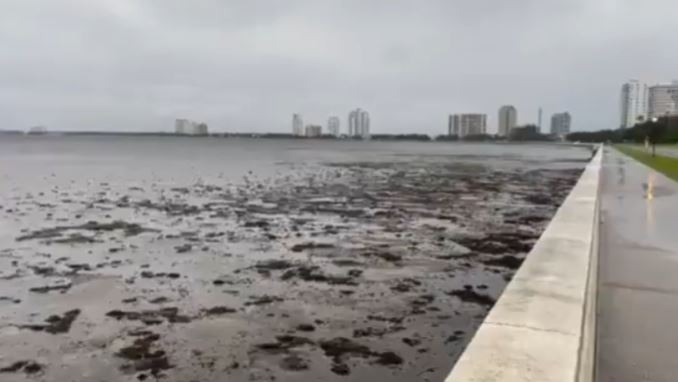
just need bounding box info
[0,130,571,144]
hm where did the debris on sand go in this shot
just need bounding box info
[280,265,358,286]
[252,259,296,276]
[243,220,270,228]
[445,330,466,344]
[401,337,421,347]
[19,309,81,334]
[244,295,284,306]
[202,306,237,316]
[0,360,43,374]
[332,259,364,267]
[106,307,191,325]
[116,330,172,376]
[455,232,535,255]
[375,351,404,366]
[255,335,315,353]
[331,363,350,375]
[353,327,391,338]
[290,242,334,252]
[319,337,403,375]
[447,286,495,306]
[29,280,72,294]
[483,254,523,270]
[140,271,181,279]
[52,234,100,244]
[390,278,422,293]
[320,337,372,362]
[362,251,402,263]
[174,244,192,253]
[16,220,158,242]
[296,324,315,332]
[279,354,309,371]
[366,315,404,325]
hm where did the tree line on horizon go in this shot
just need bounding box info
[567,115,678,144]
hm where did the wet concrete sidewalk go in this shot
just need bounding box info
[597,147,678,381]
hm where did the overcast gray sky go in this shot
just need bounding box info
[1,0,676,134]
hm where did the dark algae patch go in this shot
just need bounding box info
[19,309,80,334]
[0,360,44,374]
[447,286,495,306]
[116,330,172,377]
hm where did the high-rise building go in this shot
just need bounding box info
[498,106,518,137]
[359,110,370,139]
[175,119,208,135]
[348,112,356,136]
[175,119,188,134]
[328,116,341,136]
[620,80,649,128]
[348,109,370,139]
[449,114,487,138]
[550,112,571,137]
[292,114,304,136]
[194,123,208,135]
[648,81,678,119]
[304,125,322,137]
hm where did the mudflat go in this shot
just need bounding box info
[0,137,588,382]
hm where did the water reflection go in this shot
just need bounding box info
[646,172,655,233]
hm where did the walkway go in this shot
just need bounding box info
[656,145,678,159]
[596,147,678,381]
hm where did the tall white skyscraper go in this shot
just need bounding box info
[348,110,357,136]
[449,114,487,137]
[498,105,517,137]
[292,114,304,136]
[648,81,678,119]
[328,116,340,136]
[620,80,649,128]
[348,109,370,139]
[550,112,572,136]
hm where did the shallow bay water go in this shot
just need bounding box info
[0,136,589,382]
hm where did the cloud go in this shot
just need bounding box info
[0,0,676,133]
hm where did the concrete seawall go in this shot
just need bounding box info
[444,147,602,382]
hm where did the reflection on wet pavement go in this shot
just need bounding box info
[597,147,678,382]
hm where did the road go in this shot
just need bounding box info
[596,147,678,381]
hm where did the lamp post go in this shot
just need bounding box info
[670,89,678,140]
[649,117,659,157]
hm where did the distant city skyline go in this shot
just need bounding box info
[2,1,675,134]
[291,109,370,138]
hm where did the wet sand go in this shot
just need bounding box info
[0,137,588,382]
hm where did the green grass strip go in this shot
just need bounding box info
[615,145,678,183]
